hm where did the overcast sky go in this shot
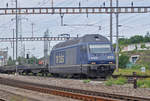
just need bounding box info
[0,0,150,58]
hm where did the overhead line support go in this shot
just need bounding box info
[116,0,119,72]
[0,6,149,15]
[110,0,113,43]
[0,37,77,42]
[15,0,18,60]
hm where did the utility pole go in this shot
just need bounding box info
[116,0,119,72]
[19,16,23,64]
[31,23,35,37]
[13,29,15,61]
[11,15,28,63]
[44,30,49,66]
[15,0,18,60]
[60,14,64,26]
[51,0,53,8]
[110,0,113,43]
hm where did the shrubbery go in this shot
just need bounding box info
[137,78,150,88]
[105,77,127,86]
[113,68,150,76]
[119,54,129,68]
[105,78,113,86]
[105,77,150,88]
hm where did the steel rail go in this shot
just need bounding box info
[0,77,116,101]
[0,99,6,101]
[0,6,150,15]
[112,75,150,78]
[0,77,150,101]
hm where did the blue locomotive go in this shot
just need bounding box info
[49,34,116,78]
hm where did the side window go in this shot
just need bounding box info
[55,51,65,64]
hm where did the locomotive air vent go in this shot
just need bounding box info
[94,35,99,38]
[94,35,100,41]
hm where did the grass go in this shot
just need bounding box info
[137,78,150,88]
[47,73,52,77]
[105,77,127,86]
[23,72,26,75]
[105,77,150,88]
[83,79,91,83]
[105,78,113,86]
[11,96,27,101]
[113,68,150,76]
[113,77,127,85]
[37,73,42,76]
[28,73,33,76]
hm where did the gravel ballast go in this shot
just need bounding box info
[0,74,150,99]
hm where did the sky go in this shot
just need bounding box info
[0,0,150,58]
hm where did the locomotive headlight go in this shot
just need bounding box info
[109,62,113,64]
[107,56,114,59]
[91,62,96,64]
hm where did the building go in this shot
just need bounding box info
[122,42,150,52]
[0,51,8,66]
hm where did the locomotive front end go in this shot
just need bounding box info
[87,43,116,77]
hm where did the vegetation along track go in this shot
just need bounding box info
[0,77,150,101]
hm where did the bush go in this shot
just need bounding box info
[114,77,127,85]
[114,68,150,76]
[137,78,150,88]
[131,64,142,69]
[141,43,146,48]
[119,54,129,68]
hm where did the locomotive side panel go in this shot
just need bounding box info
[65,47,77,65]
[49,45,81,74]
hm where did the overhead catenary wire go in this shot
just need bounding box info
[0,0,150,58]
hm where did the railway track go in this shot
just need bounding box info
[112,75,150,83]
[0,99,6,101]
[0,77,150,101]
[112,75,150,79]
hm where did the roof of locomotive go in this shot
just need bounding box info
[53,34,109,49]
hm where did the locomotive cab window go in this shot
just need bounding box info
[89,44,111,53]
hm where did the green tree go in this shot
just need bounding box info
[145,31,150,37]
[7,56,15,66]
[141,43,146,48]
[118,34,150,46]
[130,35,144,44]
[28,56,38,64]
[119,54,129,68]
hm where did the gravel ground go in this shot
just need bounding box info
[0,88,37,101]
[0,84,80,101]
[0,74,150,99]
